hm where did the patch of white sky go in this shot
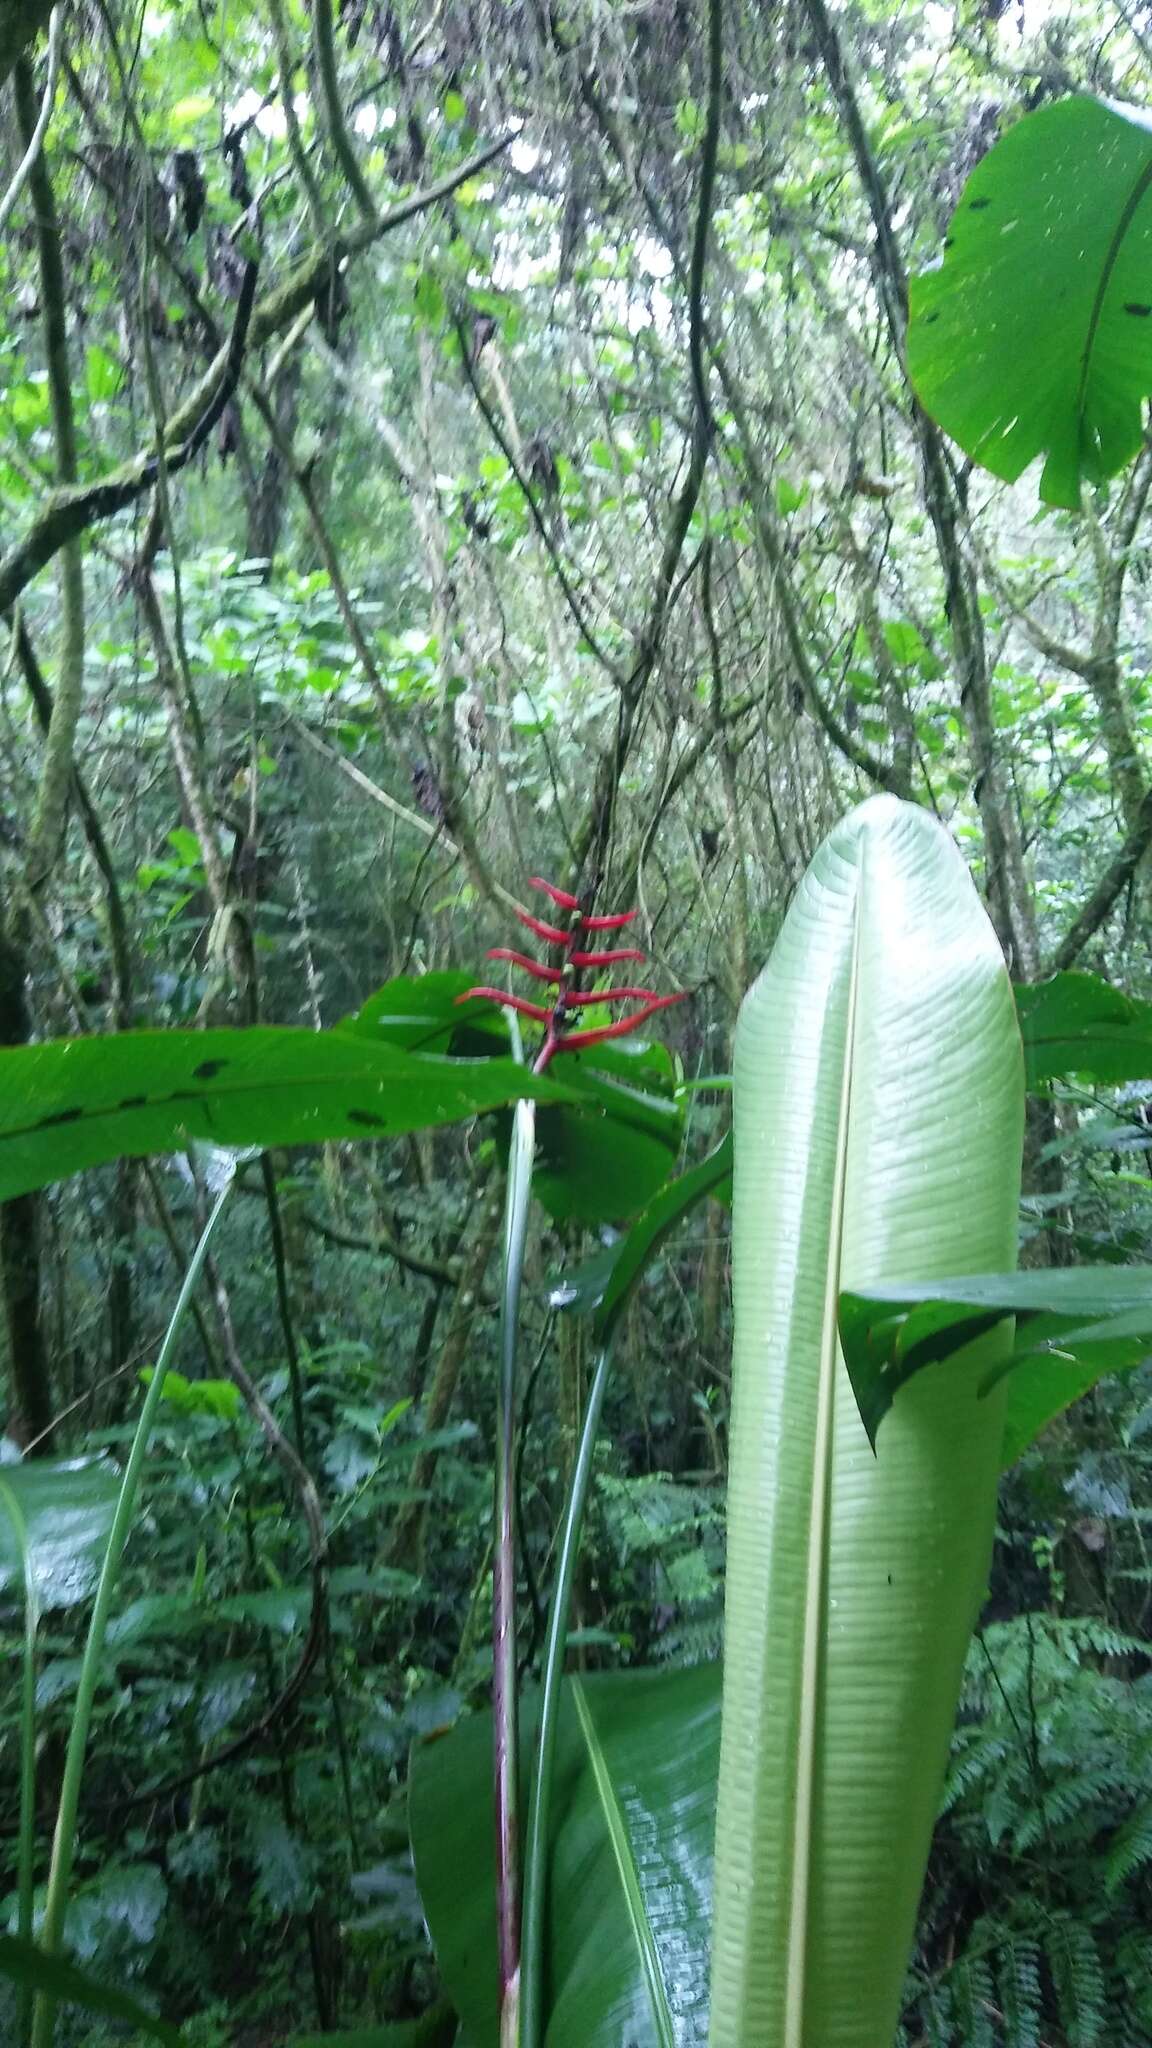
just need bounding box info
[487,131,674,327]
[228,0,1059,332]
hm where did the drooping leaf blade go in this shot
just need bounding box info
[0,1458,119,1611]
[908,96,1152,508]
[838,1265,1152,1463]
[0,1028,574,1201]
[409,1664,718,2047]
[0,1934,181,2044]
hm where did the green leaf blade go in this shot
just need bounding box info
[409,1666,718,2046]
[0,1935,181,2044]
[710,795,1023,2048]
[0,1028,574,1200]
[908,96,1152,508]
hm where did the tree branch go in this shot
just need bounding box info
[311,0,377,225]
[0,133,514,613]
[1048,791,1152,972]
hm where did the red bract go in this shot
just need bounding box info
[485,948,564,984]
[529,876,581,911]
[457,878,690,1073]
[582,909,638,931]
[569,947,645,968]
[514,908,569,946]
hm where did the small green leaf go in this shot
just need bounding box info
[0,1458,119,1611]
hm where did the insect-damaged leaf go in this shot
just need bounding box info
[0,1028,573,1199]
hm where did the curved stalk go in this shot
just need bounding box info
[31,1172,236,2048]
[494,1096,535,2046]
[2,1480,39,2046]
[520,1341,615,2048]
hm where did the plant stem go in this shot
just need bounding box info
[3,1477,39,2047]
[494,1096,536,2045]
[520,1341,614,2048]
[30,1172,236,2048]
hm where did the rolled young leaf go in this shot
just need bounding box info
[709,796,1023,2048]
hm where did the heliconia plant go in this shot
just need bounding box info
[409,794,1029,2048]
[458,880,689,2046]
[709,793,1024,2047]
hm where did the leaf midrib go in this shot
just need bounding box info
[571,1676,677,2048]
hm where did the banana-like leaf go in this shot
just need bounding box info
[1015,970,1152,1086]
[709,796,1023,2048]
[0,1029,574,1202]
[409,1665,718,2046]
[0,1458,119,1611]
[908,96,1152,508]
[839,1265,1152,1463]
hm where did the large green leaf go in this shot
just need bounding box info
[0,1934,181,2044]
[838,1266,1152,1463]
[532,1045,684,1224]
[1015,971,1152,1086]
[409,1665,719,2046]
[0,1458,119,1611]
[551,1134,732,1341]
[710,797,1023,2048]
[0,1028,573,1201]
[908,96,1152,508]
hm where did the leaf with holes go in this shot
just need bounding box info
[909,96,1152,507]
[0,1028,574,1200]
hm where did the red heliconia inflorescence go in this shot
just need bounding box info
[457,875,689,1073]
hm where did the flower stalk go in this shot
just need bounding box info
[463,881,688,2046]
